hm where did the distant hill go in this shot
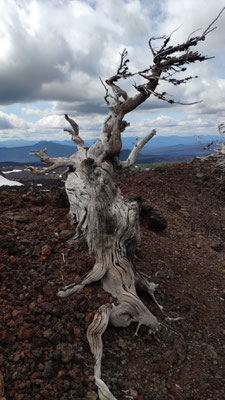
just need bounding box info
[0,141,77,164]
[0,135,222,150]
[0,138,220,164]
[0,140,37,147]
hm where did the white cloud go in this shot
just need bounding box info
[0,111,31,130]
[21,107,51,116]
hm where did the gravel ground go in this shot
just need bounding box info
[0,158,224,399]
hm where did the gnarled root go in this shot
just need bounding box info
[134,269,163,312]
[87,304,117,400]
[58,256,161,398]
[57,261,107,298]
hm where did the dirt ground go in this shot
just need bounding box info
[0,159,224,400]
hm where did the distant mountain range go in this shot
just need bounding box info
[0,136,222,164]
[0,135,222,149]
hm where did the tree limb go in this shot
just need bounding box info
[28,149,76,175]
[218,123,225,138]
[197,136,214,151]
[119,129,156,169]
[64,114,87,150]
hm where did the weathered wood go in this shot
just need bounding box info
[198,123,225,168]
[30,11,224,398]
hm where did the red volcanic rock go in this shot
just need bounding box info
[0,161,224,400]
[41,244,51,257]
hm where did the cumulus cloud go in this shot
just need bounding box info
[21,107,51,116]
[0,0,225,140]
[0,115,13,129]
[0,111,31,130]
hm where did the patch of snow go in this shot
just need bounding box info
[4,169,22,174]
[37,184,43,186]
[0,175,23,186]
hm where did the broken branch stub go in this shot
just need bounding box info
[198,122,225,168]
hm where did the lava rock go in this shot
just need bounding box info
[210,240,224,252]
[141,205,168,231]
[42,360,55,378]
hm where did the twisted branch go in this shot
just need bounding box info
[119,129,156,169]
[28,149,75,175]
[218,123,225,138]
[64,114,87,150]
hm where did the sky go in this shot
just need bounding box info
[0,0,225,143]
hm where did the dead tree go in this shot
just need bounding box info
[198,123,225,168]
[30,9,224,399]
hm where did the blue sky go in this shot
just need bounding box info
[0,0,225,143]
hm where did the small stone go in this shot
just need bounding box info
[12,309,20,317]
[0,371,4,397]
[29,302,36,310]
[41,302,53,312]
[57,370,65,379]
[69,367,79,379]
[41,244,51,257]
[13,214,31,223]
[59,230,73,240]
[31,372,41,380]
[33,245,41,257]
[210,240,224,252]
[75,384,84,397]
[56,343,74,363]
[13,351,21,362]
[141,205,168,231]
[52,350,62,361]
[205,345,218,359]
[43,328,53,338]
[164,350,177,365]
[17,327,32,340]
[73,327,81,338]
[175,341,186,362]
[42,360,55,378]
[63,380,70,391]
[130,389,138,399]
[86,391,98,400]
[196,172,205,179]
[37,363,44,371]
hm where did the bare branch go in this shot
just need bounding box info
[197,136,214,151]
[187,28,202,41]
[105,80,128,102]
[28,161,72,175]
[218,123,225,138]
[133,83,202,106]
[64,114,87,149]
[119,129,156,169]
[201,7,225,37]
[149,36,166,56]
[28,148,76,175]
[99,76,112,105]
[117,48,129,75]
[198,125,225,169]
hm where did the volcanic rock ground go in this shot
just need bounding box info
[0,159,224,400]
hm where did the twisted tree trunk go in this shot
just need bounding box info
[29,11,224,398]
[31,118,160,399]
[57,126,161,399]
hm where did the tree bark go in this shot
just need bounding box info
[55,133,160,399]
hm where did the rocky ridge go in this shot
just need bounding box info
[0,159,224,399]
